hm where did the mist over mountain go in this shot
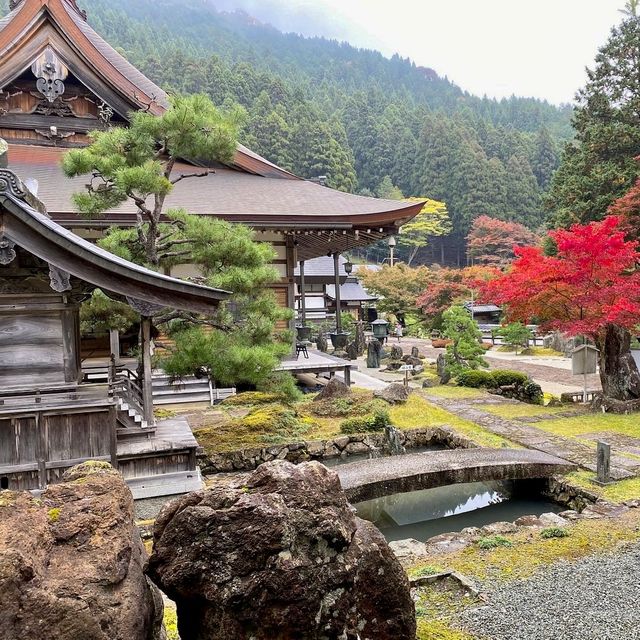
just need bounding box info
[0,0,574,262]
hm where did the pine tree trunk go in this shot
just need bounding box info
[596,324,640,400]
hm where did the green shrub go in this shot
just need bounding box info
[540,527,570,539]
[491,370,529,387]
[256,371,303,403]
[477,535,513,550]
[340,408,390,434]
[456,370,495,388]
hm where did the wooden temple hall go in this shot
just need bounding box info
[0,0,422,497]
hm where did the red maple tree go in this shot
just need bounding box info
[481,216,640,400]
[466,215,539,266]
[417,266,499,319]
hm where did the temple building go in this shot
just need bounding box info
[0,0,421,318]
[0,0,422,496]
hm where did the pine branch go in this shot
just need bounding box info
[171,169,212,184]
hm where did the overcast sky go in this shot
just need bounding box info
[220,0,627,104]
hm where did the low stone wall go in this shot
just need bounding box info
[542,474,599,511]
[198,426,478,475]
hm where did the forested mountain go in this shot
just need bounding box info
[0,0,573,262]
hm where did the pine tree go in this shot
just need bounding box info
[546,11,640,227]
[532,125,558,189]
[63,94,293,390]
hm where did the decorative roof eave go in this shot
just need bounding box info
[0,0,300,178]
[0,170,230,314]
[0,0,166,115]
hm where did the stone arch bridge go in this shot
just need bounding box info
[337,448,575,504]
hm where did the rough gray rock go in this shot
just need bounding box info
[316,332,328,352]
[367,338,383,368]
[148,461,415,640]
[388,538,428,558]
[390,345,404,360]
[314,376,351,401]
[375,382,411,404]
[0,462,163,640]
[437,352,451,384]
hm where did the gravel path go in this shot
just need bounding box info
[459,543,640,640]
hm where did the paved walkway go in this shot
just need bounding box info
[421,392,640,480]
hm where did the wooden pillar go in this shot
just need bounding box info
[109,329,121,366]
[141,317,155,426]
[108,404,118,467]
[333,252,342,334]
[343,365,351,387]
[299,259,307,326]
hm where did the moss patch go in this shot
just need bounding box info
[222,391,289,407]
[416,620,476,640]
[47,507,61,523]
[400,394,517,448]
[415,580,479,640]
[566,470,640,502]
[534,412,640,439]
[424,386,487,400]
[163,604,180,640]
[410,512,640,583]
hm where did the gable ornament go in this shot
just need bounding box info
[31,48,68,103]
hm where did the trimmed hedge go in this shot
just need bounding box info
[457,369,529,389]
[491,370,529,387]
[456,370,495,388]
[456,369,543,404]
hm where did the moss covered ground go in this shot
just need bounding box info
[533,412,640,439]
[192,389,515,453]
[410,510,640,638]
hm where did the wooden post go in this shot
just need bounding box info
[108,404,118,467]
[333,252,342,334]
[109,329,121,366]
[343,365,351,387]
[299,259,307,326]
[140,317,155,426]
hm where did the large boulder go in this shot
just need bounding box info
[0,461,163,640]
[314,376,351,401]
[148,460,415,640]
[375,382,411,404]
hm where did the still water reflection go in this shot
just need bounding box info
[355,481,562,542]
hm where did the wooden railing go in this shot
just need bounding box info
[110,370,145,417]
[0,383,113,415]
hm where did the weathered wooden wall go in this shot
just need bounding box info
[0,405,116,491]
[0,301,81,390]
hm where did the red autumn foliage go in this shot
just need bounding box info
[417,265,500,318]
[466,215,539,266]
[480,216,640,338]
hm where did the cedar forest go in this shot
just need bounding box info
[0,0,573,264]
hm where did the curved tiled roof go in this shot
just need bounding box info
[0,167,230,313]
[8,145,421,223]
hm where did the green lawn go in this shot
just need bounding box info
[423,386,487,400]
[533,412,640,439]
